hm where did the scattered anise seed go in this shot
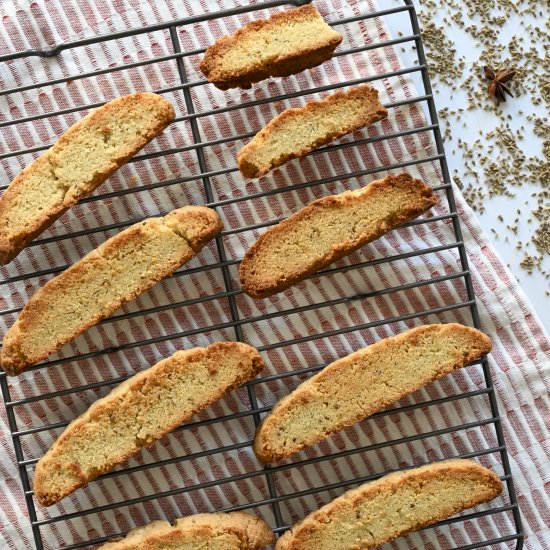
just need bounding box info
[418,1,548,281]
[484,66,516,103]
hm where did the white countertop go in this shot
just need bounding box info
[394,1,550,330]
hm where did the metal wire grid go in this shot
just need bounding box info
[0,0,524,548]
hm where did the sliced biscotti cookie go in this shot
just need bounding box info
[33,342,265,506]
[1,206,222,375]
[236,85,387,178]
[275,459,502,549]
[0,93,175,264]
[254,324,491,463]
[239,173,437,298]
[200,5,342,90]
[99,511,273,549]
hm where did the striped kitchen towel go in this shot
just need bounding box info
[0,0,548,548]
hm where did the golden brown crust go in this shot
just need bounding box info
[237,85,388,178]
[33,343,265,506]
[239,173,437,298]
[253,324,492,463]
[1,206,222,376]
[275,459,503,550]
[0,93,175,264]
[200,5,342,90]
[98,512,273,549]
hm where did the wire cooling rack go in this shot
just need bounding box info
[0,0,524,548]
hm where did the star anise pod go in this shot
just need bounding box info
[484,66,516,103]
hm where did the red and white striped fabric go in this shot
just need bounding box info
[0,1,548,549]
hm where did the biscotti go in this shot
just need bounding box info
[33,342,265,506]
[1,206,222,375]
[239,173,437,298]
[237,85,387,178]
[0,93,175,264]
[275,459,502,549]
[200,5,342,90]
[99,511,273,549]
[254,324,491,463]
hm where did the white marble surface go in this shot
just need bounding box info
[388,0,549,331]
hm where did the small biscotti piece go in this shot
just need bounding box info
[239,173,437,298]
[237,85,387,178]
[275,459,502,550]
[1,206,222,375]
[99,511,273,549]
[200,5,342,90]
[0,93,175,264]
[33,342,265,506]
[254,324,491,463]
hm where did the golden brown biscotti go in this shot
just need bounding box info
[0,93,175,264]
[98,512,273,549]
[200,5,342,90]
[254,324,491,463]
[1,206,222,375]
[239,173,437,298]
[33,342,265,506]
[237,85,387,178]
[275,459,503,550]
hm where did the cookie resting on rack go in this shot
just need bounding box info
[254,323,491,463]
[1,206,222,375]
[98,512,273,549]
[237,84,388,178]
[0,92,175,264]
[276,459,502,549]
[33,343,265,506]
[239,173,437,298]
[200,4,342,90]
